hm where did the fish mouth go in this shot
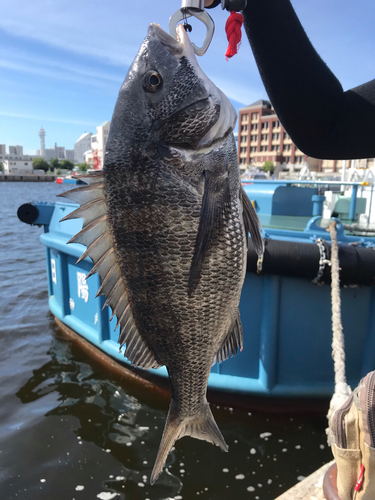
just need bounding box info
[148,23,237,149]
[148,23,184,57]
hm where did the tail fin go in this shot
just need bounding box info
[150,400,228,484]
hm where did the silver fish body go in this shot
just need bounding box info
[60,23,263,484]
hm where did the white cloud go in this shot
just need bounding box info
[0,111,98,127]
[0,58,120,90]
[0,0,159,66]
[3,49,123,82]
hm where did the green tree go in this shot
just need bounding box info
[77,162,90,172]
[0,162,3,171]
[49,157,60,172]
[32,158,50,172]
[262,160,275,174]
[60,159,74,171]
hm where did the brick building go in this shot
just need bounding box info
[238,100,318,171]
[238,100,375,174]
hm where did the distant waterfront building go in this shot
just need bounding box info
[36,142,74,162]
[9,145,23,156]
[65,149,74,162]
[238,100,318,173]
[74,132,93,164]
[85,121,110,169]
[3,158,33,175]
[0,144,5,163]
[0,144,36,167]
[38,127,46,158]
[238,100,375,174]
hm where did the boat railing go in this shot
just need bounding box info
[242,179,375,226]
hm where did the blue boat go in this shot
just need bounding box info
[17,179,375,399]
[56,176,84,184]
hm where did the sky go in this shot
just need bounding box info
[0,0,374,155]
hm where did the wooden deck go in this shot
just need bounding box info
[274,461,334,500]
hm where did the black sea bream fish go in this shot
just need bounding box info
[60,23,263,484]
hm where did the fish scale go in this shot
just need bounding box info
[60,22,263,485]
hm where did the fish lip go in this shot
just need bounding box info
[148,23,184,56]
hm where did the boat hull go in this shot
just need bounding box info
[38,200,375,399]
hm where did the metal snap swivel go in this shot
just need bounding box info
[169,7,215,56]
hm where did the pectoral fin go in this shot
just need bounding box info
[240,184,264,255]
[188,170,230,296]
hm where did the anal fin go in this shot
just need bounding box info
[213,312,243,365]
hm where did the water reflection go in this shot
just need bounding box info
[11,324,332,500]
[15,329,183,500]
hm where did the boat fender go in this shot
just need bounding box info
[247,238,375,287]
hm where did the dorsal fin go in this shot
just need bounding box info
[240,184,264,255]
[213,312,243,365]
[60,171,162,370]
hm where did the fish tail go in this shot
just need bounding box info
[150,400,228,484]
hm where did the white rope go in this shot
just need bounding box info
[326,221,352,424]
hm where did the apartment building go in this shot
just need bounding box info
[238,100,318,171]
[0,144,36,165]
[85,121,110,169]
[238,100,375,174]
[74,132,92,164]
[36,143,74,162]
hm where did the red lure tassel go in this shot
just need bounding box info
[225,11,244,60]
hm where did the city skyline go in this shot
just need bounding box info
[1,0,374,154]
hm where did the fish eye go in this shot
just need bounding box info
[143,71,162,93]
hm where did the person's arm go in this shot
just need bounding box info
[209,0,375,160]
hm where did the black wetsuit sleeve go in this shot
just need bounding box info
[239,0,375,160]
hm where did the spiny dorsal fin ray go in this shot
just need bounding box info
[95,263,118,298]
[60,198,107,226]
[76,171,104,184]
[102,279,123,311]
[76,231,110,264]
[213,312,243,365]
[67,215,109,246]
[188,169,231,296]
[86,247,115,280]
[240,184,264,255]
[60,171,161,371]
[57,183,105,205]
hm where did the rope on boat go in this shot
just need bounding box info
[342,223,375,234]
[326,221,352,424]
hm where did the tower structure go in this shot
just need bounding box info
[38,127,46,158]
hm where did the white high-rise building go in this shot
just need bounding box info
[0,145,35,166]
[38,127,46,158]
[74,132,93,164]
[9,145,23,156]
[85,121,110,169]
[35,143,73,162]
[65,149,74,162]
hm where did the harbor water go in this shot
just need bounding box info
[1,182,332,500]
